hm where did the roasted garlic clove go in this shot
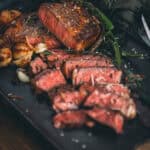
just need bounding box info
[0,48,12,67]
[0,10,21,24]
[16,68,30,83]
[13,42,33,67]
[34,43,48,54]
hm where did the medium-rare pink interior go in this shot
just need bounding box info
[28,48,137,133]
[38,2,101,52]
[0,2,138,134]
[72,67,122,86]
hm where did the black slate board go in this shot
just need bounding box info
[0,0,150,150]
[0,66,150,150]
[0,36,150,150]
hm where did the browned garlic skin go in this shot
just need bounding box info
[0,48,12,67]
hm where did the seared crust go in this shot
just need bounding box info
[4,13,61,49]
[39,2,101,51]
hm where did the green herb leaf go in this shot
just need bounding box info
[83,2,114,31]
[112,40,122,67]
[122,51,145,58]
[43,50,52,56]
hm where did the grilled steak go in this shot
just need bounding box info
[43,49,74,69]
[50,87,86,112]
[32,69,66,92]
[53,110,95,128]
[63,55,113,78]
[80,83,130,99]
[86,108,124,134]
[72,67,122,86]
[4,13,61,49]
[84,88,136,119]
[103,84,130,98]
[39,2,101,52]
[29,57,47,75]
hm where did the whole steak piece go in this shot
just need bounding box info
[39,2,101,52]
[4,13,61,49]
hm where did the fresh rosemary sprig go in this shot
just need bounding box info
[112,39,122,66]
[122,51,146,58]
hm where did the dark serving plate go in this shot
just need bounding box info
[0,0,150,150]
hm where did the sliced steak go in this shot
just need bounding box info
[50,87,86,112]
[39,2,101,52]
[42,49,74,69]
[29,57,47,75]
[103,83,130,98]
[72,67,122,86]
[63,55,113,78]
[32,69,66,92]
[53,110,95,128]
[86,107,124,134]
[80,83,130,98]
[4,13,61,49]
[84,88,136,119]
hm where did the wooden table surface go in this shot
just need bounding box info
[0,95,56,150]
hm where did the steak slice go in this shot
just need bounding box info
[63,55,113,78]
[72,67,122,86]
[42,49,74,69]
[103,83,130,98]
[4,13,61,49]
[39,2,101,52]
[86,108,124,134]
[84,88,136,119]
[32,69,66,92]
[53,110,95,128]
[29,57,47,75]
[50,86,86,112]
[80,83,130,98]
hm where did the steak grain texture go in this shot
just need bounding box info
[80,83,130,98]
[84,88,136,119]
[39,2,101,52]
[53,110,94,128]
[86,108,124,134]
[44,49,74,69]
[29,57,47,75]
[32,69,66,92]
[72,67,122,86]
[63,55,113,78]
[51,87,86,112]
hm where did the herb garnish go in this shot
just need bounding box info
[75,0,122,67]
[43,50,52,56]
[125,70,144,88]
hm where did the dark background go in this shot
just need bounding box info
[0,0,150,150]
